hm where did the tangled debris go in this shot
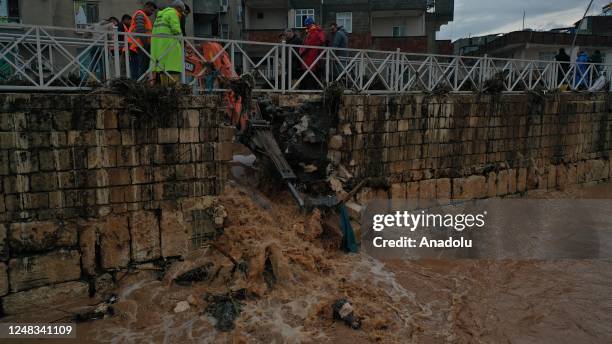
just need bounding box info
[204,291,246,331]
[107,78,190,127]
[174,262,215,286]
[73,295,118,323]
[332,299,362,329]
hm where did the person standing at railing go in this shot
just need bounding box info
[555,48,570,88]
[575,50,590,90]
[120,14,132,38]
[281,28,302,87]
[150,1,185,85]
[180,4,191,36]
[590,50,603,74]
[299,17,325,89]
[86,17,119,82]
[128,1,157,81]
[328,22,348,81]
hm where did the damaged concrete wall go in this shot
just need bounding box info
[332,93,612,201]
[0,93,232,315]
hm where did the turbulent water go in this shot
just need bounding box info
[4,177,612,343]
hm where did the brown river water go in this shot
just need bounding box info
[4,173,612,343]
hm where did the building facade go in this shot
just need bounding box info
[3,0,195,35]
[241,0,454,53]
[6,0,454,54]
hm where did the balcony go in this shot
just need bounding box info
[193,0,220,15]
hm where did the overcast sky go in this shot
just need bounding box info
[439,0,611,41]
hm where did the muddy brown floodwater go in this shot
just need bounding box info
[4,180,612,344]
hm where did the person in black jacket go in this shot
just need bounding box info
[282,28,302,87]
[555,48,570,86]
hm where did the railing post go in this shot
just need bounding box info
[325,48,330,85]
[359,52,364,91]
[113,30,120,78]
[125,32,131,79]
[281,41,286,94]
[395,48,400,92]
[480,54,489,91]
[104,33,111,82]
[35,27,43,86]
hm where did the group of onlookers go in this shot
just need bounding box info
[555,48,604,89]
[91,1,190,85]
[280,19,349,88]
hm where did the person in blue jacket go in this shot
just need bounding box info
[575,50,590,89]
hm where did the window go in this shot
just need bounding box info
[295,9,314,28]
[392,26,403,37]
[236,4,242,23]
[0,0,20,23]
[220,24,229,39]
[336,12,352,33]
[426,0,436,13]
[74,1,99,29]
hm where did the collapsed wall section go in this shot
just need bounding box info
[0,93,232,314]
[333,93,612,201]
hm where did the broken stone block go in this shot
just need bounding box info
[0,262,7,296]
[99,215,130,270]
[161,205,189,258]
[79,224,98,276]
[345,202,363,222]
[547,165,556,190]
[129,211,161,263]
[8,250,81,292]
[2,281,89,315]
[9,221,77,253]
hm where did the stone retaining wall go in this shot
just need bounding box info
[331,93,612,201]
[0,93,231,314]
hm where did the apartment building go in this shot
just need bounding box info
[242,0,454,53]
[3,0,194,35]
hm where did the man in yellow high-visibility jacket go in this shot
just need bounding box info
[150,0,185,85]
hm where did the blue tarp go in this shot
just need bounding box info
[339,204,358,253]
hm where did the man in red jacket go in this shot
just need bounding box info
[298,17,325,89]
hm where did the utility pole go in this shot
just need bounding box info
[571,0,595,56]
[522,10,526,30]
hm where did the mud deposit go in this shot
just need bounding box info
[4,182,612,343]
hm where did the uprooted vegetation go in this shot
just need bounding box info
[107,78,191,127]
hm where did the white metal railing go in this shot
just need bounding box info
[0,22,610,93]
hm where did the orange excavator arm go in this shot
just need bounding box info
[186,42,246,130]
